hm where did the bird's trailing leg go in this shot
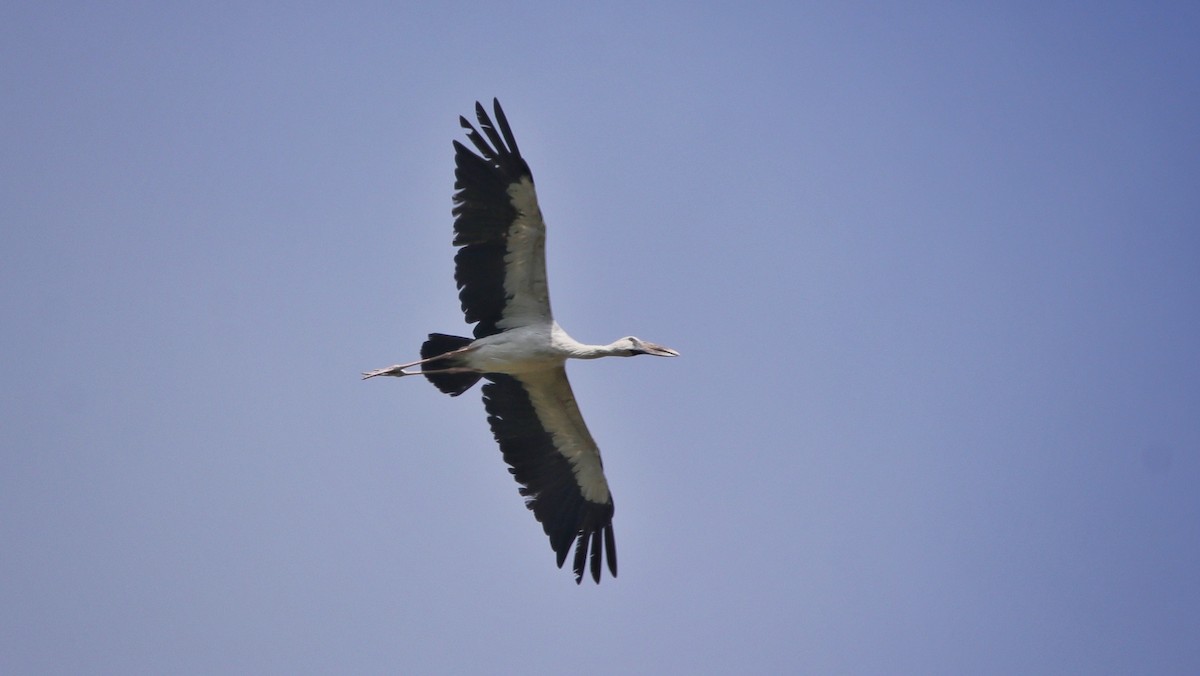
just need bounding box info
[361,364,479,380]
[361,344,477,380]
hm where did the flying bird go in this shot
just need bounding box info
[363,99,678,584]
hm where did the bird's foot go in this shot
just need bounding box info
[361,365,417,379]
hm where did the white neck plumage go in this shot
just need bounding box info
[569,341,637,360]
[563,337,679,360]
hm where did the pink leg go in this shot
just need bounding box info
[361,345,477,380]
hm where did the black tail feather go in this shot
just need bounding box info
[420,333,481,396]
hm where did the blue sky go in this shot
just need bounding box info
[3,2,1198,673]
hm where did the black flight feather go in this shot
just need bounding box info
[450,100,534,339]
[481,374,616,584]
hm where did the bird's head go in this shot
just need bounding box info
[612,336,680,358]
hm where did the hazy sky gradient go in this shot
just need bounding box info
[3,3,1198,674]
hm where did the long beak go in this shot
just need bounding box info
[641,342,680,357]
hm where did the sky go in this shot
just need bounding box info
[2,2,1198,674]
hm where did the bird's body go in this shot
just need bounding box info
[364,100,676,583]
[462,322,571,374]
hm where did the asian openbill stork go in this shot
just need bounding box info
[363,100,678,584]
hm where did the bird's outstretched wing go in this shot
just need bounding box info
[482,369,617,584]
[452,99,552,338]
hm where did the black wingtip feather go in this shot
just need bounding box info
[573,529,590,584]
[605,524,618,578]
[589,529,602,583]
[491,99,521,159]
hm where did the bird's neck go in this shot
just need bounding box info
[553,325,627,360]
[568,341,627,360]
